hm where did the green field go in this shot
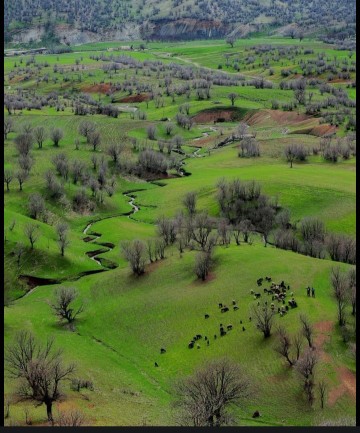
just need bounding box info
[3,36,356,426]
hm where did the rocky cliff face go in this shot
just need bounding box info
[148,19,232,41]
[10,19,255,45]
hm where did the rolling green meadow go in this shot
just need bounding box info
[3,35,356,426]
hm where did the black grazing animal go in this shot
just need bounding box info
[240,320,243,324]
[249,317,252,321]
[204,336,208,341]
[233,306,239,311]
[254,293,261,299]
[205,314,210,319]
[197,344,200,349]
[160,348,166,354]
[188,341,194,349]
[155,362,159,367]
[265,276,272,282]
[242,326,246,331]
[232,300,237,305]
[252,410,260,418]
[219,303,223,308]
[207,340,210,346]
[214,334,217,339]
[220,329,227,336]
[227,324,233,331]
[221,307,229,313]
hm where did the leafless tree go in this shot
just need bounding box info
[190,212,214,251]
[14,242,25,267]
[50,128,64,147]
[165,122,174,136]
[251,302,276,338]
[174,358,251,426]
[121,239,147,275]
[4,117,14,140]
[299,314,314,348]
[293,332,303,362]
[239,219,254,243]
[18,154,34,175]
[5,331,75,422]
[274,326,295,366]
[318,379,327,409]
[4,169,13,191]
[51,287,83,324]
[33,126,47,149]
[28,193,45,220]
[15,133,33,156]
[236,122,249,139]
[24,223,41,249]
[217,218,231,246]
[183,191,197,217]
[295,349,318,405]
[331,266,348,326]
[347,267,356,316]
[225,35,237,48]
[194,251,212,281]
[56,222,70,256]
[88,130,101,151]
[228,92,237,106]
[157,216,177,245]
[107,143,124,164]
[147,124,156,140]
[15,169,28,191]
[57,409,85,426]
[78,120,96,143]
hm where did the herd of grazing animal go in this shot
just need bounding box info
[187,299,252,350]
[156,277,311,365]
[252,277,299,317]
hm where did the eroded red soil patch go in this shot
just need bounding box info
[82,83,112,94]
[119,93,150,103]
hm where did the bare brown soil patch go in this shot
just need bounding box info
[119,93,150,103]
[82,83,111,94]
[309,124,337,136]
[314,321,333,362]
[328,366,356,406]
[244,110,311,127]
[192,110,232,123]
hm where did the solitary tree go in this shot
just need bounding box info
[15,170,28,191]
[347,267,356,316]
[28,193,45,220]
[194,251,212,281]
[121,239,147,275]
[274,326,295,366]
[330,266,348,326]
[299,314,314,348]
[15,133,33,156]
[56,222,70,256]
[295,349,318,406]
[78,121,96,143]
[33,126,47,149]
[4,117,14,140]
[4,169,13,191]
[51,287,83,325]
[284,144,297,168]
[174,358,251,426]
[183,191,197,217]
[228,93,237,106]
[14,242,25,267]
[88,130,101,152]
[251,302,276,338]
[24,223,41,249]
[50,128,63,147]
[5,331,75,422]
[225,35,236,48]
